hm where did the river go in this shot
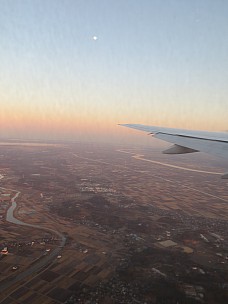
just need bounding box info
[0,176,66,292]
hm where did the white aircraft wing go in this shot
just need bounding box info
[119,124,228,179]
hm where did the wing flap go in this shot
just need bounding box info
[163,144,199,154]
[155,133,228,159]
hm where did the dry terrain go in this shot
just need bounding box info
[0,142,227,303]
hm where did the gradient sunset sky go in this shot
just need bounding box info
[0,0,228,143]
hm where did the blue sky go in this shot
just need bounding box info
[0,0,228,142]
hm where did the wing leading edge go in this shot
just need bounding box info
[119,124,228,179]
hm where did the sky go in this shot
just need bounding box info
[0,0,228,144]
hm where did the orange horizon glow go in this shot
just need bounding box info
[1,112,227,137]
[1,97,227,143]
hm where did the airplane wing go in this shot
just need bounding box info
[119,124,228,179]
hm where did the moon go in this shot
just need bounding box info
[92,36,98,41]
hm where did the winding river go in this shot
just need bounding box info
[0,176,66,292]
[6,191,66,246]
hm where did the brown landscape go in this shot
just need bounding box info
[0,141,227,304]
